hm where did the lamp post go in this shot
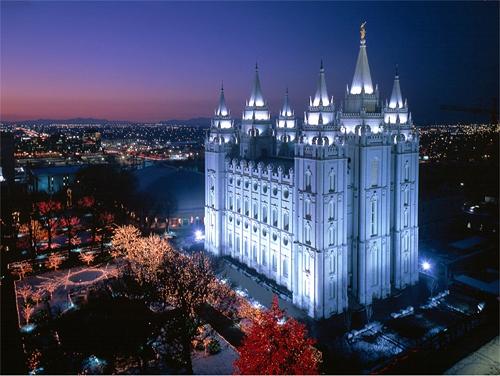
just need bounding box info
[420,260,438,298]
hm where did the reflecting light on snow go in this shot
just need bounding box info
[20,323,36,333]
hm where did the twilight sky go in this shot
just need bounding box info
[1,1,498,125]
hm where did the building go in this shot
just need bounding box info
[205,25,419,319]
[0,131,15,186]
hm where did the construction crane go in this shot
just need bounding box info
[440,98,498,124]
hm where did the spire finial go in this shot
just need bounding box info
[320,59,324,71]
[395,64,399,77]
[221,80,224,91]
[255,61,258,71]
[360,21,367,42]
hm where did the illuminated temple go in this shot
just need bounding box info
[204,26,419,319]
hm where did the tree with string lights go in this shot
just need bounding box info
[234,296,321,375]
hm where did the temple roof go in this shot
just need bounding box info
[215,83,229,116]
[350,37,374,95]
[280,88,293,117]
[313,60,330,106]
[389,67,404,109]
[248,63,265,107]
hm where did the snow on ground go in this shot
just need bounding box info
[445,336,500,375]
[192,330,238,375]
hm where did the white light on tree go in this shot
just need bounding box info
[422,261,431,271]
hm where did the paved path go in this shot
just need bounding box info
[445,336,500,375]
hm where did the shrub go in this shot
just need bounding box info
[207,338,221,355]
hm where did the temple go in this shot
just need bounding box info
[205,25,419,319]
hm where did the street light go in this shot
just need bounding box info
[194,230,204,242]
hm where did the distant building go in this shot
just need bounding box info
[30,165,80,193]
[205,27,419,318]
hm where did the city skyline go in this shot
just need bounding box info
[1,1,498,124]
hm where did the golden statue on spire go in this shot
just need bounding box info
[360,21,367,41]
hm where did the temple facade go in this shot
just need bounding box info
[205,26,419,319]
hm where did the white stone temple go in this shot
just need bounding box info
[205,25,419,319]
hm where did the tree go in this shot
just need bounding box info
[39,279,59,300]
[158,251,215,373]
[79,252,95,266]
[19,220,47,254]
[22,303,35,325]
[36,200,62,250]
[234,296,321,375]
[45,253,64,271]
[111,225,141,260]
[59,216,80,248]
[12,261,33,280]
[17,285,33,304]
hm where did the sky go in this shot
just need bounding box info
[1,1,498,125]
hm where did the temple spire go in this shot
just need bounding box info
[350,22,373,95]
[215,81,229,116]
[281,87,293,117]
[249,63,265,107]
[313,60,329,106]
[389,65,403,109]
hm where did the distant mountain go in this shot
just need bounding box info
[2,117,212,127]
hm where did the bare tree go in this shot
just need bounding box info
[45,253,64,271]
[79,252,95,266]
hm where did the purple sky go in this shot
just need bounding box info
[1,1,498,124]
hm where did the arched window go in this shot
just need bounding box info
[370,199,378,236]
[283,212,289,231]
[305,199,311,219]
[329,169,336,192]
[371,158,379,187]
[329,253,336,274]
[262,246,267,266]
[404,189,410,206]
[328,200,335,220]
[272,207,278,227]
[253,202,258,219]
[329,279,335,299]
[328,225,335,246]
[404,208,409,228]
[305,169,312,191]
[305,224,311,244]
[303,251,310,271]
[262,205,268,223]
[244,199,249,216]
[244,239,248,257]
[252,244,257,261]
[236,197,241,213]
[272,251,277,272]
[404,160,410,182]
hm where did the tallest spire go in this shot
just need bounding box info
[350,21,374,95]
[249,63,265,107]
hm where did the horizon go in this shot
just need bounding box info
[1,1,498,124]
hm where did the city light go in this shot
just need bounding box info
[422,261,431,271]
[194,230,205,241]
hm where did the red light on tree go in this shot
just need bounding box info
[234,296,321,375]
